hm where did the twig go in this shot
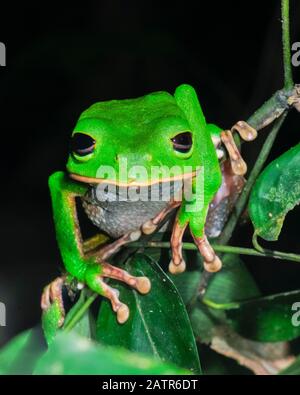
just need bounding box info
[63,292,98,333]
[218,113,287,246]
[281,0,294,89]
[130,241,300,264]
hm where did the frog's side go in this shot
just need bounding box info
[42,84,255,326]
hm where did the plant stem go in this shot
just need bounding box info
[218,0,293,247]
[281,0,294,89]
[252,232,300,263]
[217,113,287,246]
[63,292,98,333]
[130,241,300,263]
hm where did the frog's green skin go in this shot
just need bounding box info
[44,84,225,326]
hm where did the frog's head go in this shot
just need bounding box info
[67,84,216,186]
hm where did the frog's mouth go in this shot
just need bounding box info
[69,171,197,187]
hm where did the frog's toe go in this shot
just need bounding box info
[142,220,157,235]
[101,262,151,295]
[116,303,130,324]
[86,271,131,324]
[203,255,222,273]
[135,276,151,294]
[232,120,257,141]
[192,234,222,274]
[168,259,186,274]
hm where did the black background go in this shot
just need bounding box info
[0,0,300,347]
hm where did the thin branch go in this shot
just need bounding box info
[252,232,300,264]
[281,0,294,89]
[63,292,97,333]
[130,240,300,264]
[218,113,287,246]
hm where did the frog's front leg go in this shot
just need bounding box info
[169,178,222,275]
[141,199,181,235]
[95,230,142,261]
[94,199,181,262]
[169,214,221,274]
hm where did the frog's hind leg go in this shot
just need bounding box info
[169,216,222,275]
[85,263,151,323]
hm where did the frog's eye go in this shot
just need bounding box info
[171,132,193,153]
[70,133,95,157]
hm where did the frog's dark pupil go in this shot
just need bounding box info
[171,132,192,153]
[71,133,95,156]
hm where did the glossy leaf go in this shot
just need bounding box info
[189,254,260,343]
[223,290,300,342]
[42,300,63,346]
[34,332,189,375]
[169,269,201,305]
[96,253,201,374]
[249,142,300,240]
[204,254,261,304]
[0,327,46,374]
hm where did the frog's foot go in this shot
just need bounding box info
[142,200,181,235]
[221,121,257,176]
[86,263,151,324]
[220,130,247,176]
[41,276,66,327]
[192,234,222,273]
[169,217,188,274]
[96,230,142,261]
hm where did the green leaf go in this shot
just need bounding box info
[249,142,300,241]
[42,300,63,346]
[189,254,260,343]
[218,290,300,342]
[170,270,201,305]
[0,328,46,374]
[96,253,201,374]
[204,254,261,304]
[34,332,189,375]
[279,355,300,375]
[171,253,259,307]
